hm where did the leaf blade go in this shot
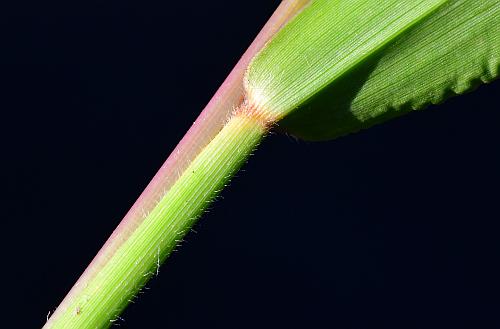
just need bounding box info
[279,0,500,140]
[246,0,447,119]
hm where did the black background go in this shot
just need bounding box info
[2,1,500,328]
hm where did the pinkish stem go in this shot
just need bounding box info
[46,0,310,324]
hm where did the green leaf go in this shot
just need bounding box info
[246,0,499,141]
[245,0,447,118]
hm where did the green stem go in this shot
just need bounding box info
[47,113,267,328]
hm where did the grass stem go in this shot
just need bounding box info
[45,111,267,328]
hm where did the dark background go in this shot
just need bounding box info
[2,1,499,328]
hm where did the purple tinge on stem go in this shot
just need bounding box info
[45,0,311,325]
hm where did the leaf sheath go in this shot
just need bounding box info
[46,112,266,328]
